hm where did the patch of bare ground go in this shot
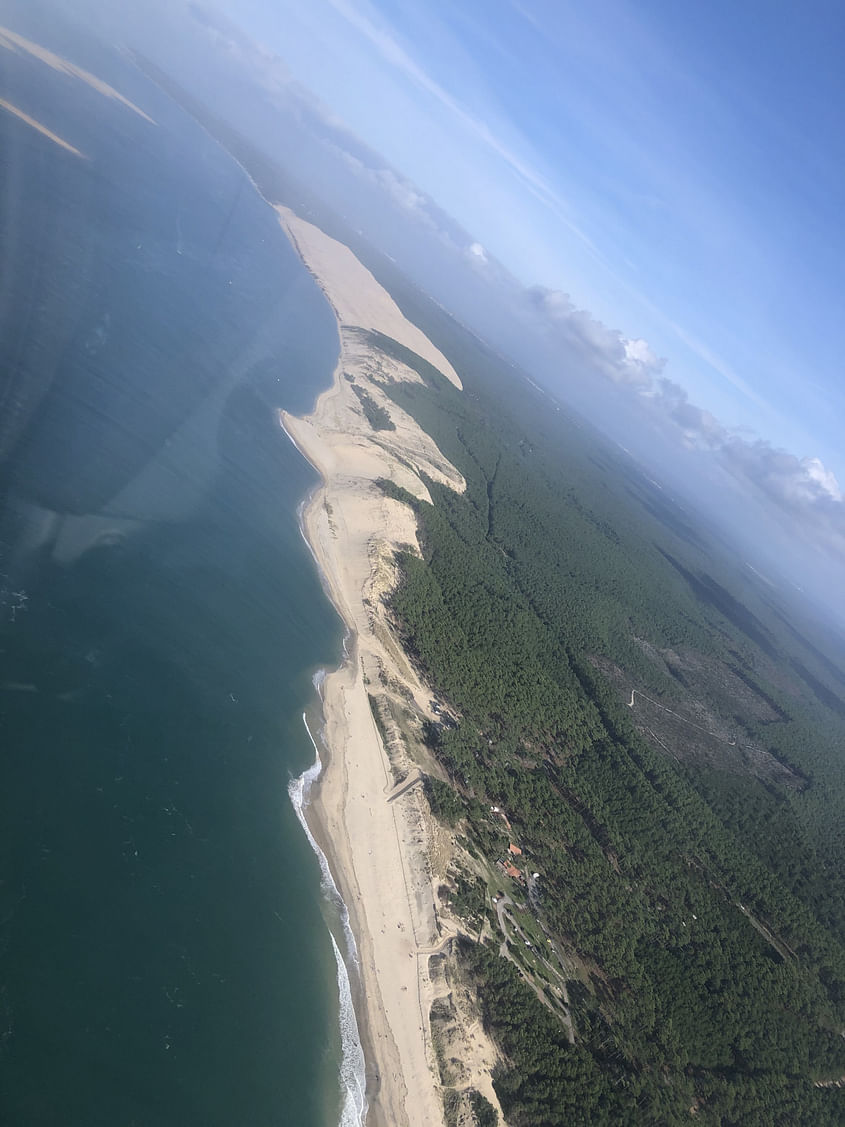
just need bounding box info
[593,650,805,789]
[428,949,507,1127]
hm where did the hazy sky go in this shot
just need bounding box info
[221,0,844,489]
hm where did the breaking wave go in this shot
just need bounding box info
[288,709,366,1127]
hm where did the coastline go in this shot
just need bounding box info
[288,699,368,1127]
[276,208,464,1126]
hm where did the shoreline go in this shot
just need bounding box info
[276,204,504,1126]
[283,431,385,1126]
[276,207,465,1126]
[282,371,444,1126]
[288,698,368,1127]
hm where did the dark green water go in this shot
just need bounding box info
[0,23,349,1127]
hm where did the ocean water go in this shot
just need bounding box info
[0,23,355,1127]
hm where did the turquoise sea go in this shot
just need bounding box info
[0,23,357,1127]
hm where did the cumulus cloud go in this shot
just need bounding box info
[523,285,845,554]
[650,378,725,447]
[721,441,843,510]
[375,167,428,213]
[467,241,488,264]
[527,285,574,319]
[623,338,663,382]
[803,456,842,503]
[644,385,845,553]
[331,142,441,225]
[526,286,665,387]
[643,379,843,542]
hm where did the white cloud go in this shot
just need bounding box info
[720,441,844,518]
[467,241,488,263]
[333,144,440,226]
[525,279,845,550]
[531,287,574,318]
[622,337,662,383]
[527,286,663,386]
[803,456,842,503]
[376,167,427,213]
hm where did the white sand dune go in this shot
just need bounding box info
[278,209,503,1125]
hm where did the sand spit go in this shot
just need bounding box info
[276,206,461,392]
[278,209,504,1125]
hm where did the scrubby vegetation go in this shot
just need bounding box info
[351,383,395,430]
[468,1088,498,1126]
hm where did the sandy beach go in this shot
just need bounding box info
[276,207,503,1125]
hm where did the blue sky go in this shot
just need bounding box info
[224,0,844,486]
